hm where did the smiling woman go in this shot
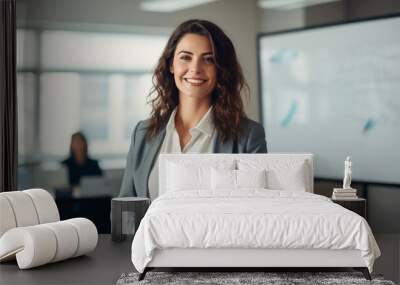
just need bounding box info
[147,19,250,144]
[169,33,217,149]
[119,19,268,200]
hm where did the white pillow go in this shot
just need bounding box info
[266,162,307,191]
[167,162,210,191]
[238,159,308,192]
[211,168,268,190]
[166,159,235,192]
[237,169,267,188]
[211,168,236,190]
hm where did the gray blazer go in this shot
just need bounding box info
[119,117,267,198]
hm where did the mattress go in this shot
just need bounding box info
[131,190,380,273]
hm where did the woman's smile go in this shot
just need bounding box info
[183,77,208,86]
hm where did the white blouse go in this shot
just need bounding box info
[148,106,216,200]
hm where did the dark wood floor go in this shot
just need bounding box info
[373,234,400,284]
[0,234,398,284]
[0,235,133,285]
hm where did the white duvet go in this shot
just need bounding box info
[131,190,380,273]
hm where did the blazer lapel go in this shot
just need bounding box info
[139,127,166,197]
[213,134,235,153]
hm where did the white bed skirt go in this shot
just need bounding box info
[148,248,366,268]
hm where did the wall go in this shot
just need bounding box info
[258,7,305,33]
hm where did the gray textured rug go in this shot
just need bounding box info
[116,271,396,285]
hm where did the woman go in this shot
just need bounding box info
[119,19,267,199]
[62,131,103,187]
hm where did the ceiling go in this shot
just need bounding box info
[139,0,341,12]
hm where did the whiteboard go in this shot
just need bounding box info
[258,15,400,184]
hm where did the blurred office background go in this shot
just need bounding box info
[16,0,400,281]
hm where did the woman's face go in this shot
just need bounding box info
[170,33,217,101]
[71,136,85,158]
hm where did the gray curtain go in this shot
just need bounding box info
[0,0,17,192]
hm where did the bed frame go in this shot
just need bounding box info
[139,248,371,280]
[138,154,372,281]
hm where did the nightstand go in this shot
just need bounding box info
[111,197,150,242]
[332,198,367,219]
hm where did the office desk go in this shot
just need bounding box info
[0,235,133,285]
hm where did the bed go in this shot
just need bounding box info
[131,153,380,280]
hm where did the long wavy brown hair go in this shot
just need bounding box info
[146,19,249,143]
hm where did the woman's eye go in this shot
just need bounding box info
[180,55,191,61]
[204,57,215,64]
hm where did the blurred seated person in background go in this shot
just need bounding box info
[62,131,103,187]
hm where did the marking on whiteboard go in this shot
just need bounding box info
[270,49,298,64]
[281,100,297,128]
[363,118,376,134]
